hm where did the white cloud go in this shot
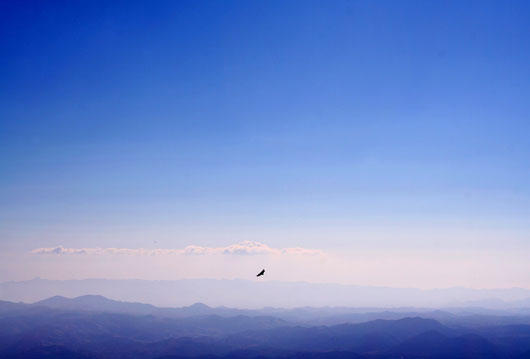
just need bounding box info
[31,241,324,257]
[222,241,277,255]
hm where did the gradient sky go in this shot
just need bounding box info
[1,0,529,287]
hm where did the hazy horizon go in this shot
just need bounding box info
[2,277,530,309]
[2,241,529,289]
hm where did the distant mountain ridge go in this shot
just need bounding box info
[35,295,161,314]
[0,293,528,331]
[1,298,529,359]
[2,278,530,309]
[8,294,525,327]
[32,295,255,318]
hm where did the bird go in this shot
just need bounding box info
[256,269,265,277]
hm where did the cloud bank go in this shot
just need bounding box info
[31,241,323,257]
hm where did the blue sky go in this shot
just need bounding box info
[1,1,529,286]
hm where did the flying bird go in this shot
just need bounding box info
[256,269,265,277]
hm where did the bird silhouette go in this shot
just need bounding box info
[256,269,265,277]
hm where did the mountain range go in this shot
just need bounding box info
[2,278,530,309]
[1,294,530,358]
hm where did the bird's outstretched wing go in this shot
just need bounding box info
[257,269,265,277]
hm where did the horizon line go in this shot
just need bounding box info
[3,277,529,291]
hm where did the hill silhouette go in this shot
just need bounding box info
[1,296,529,358]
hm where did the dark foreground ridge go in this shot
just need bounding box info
[0,295,529,358]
